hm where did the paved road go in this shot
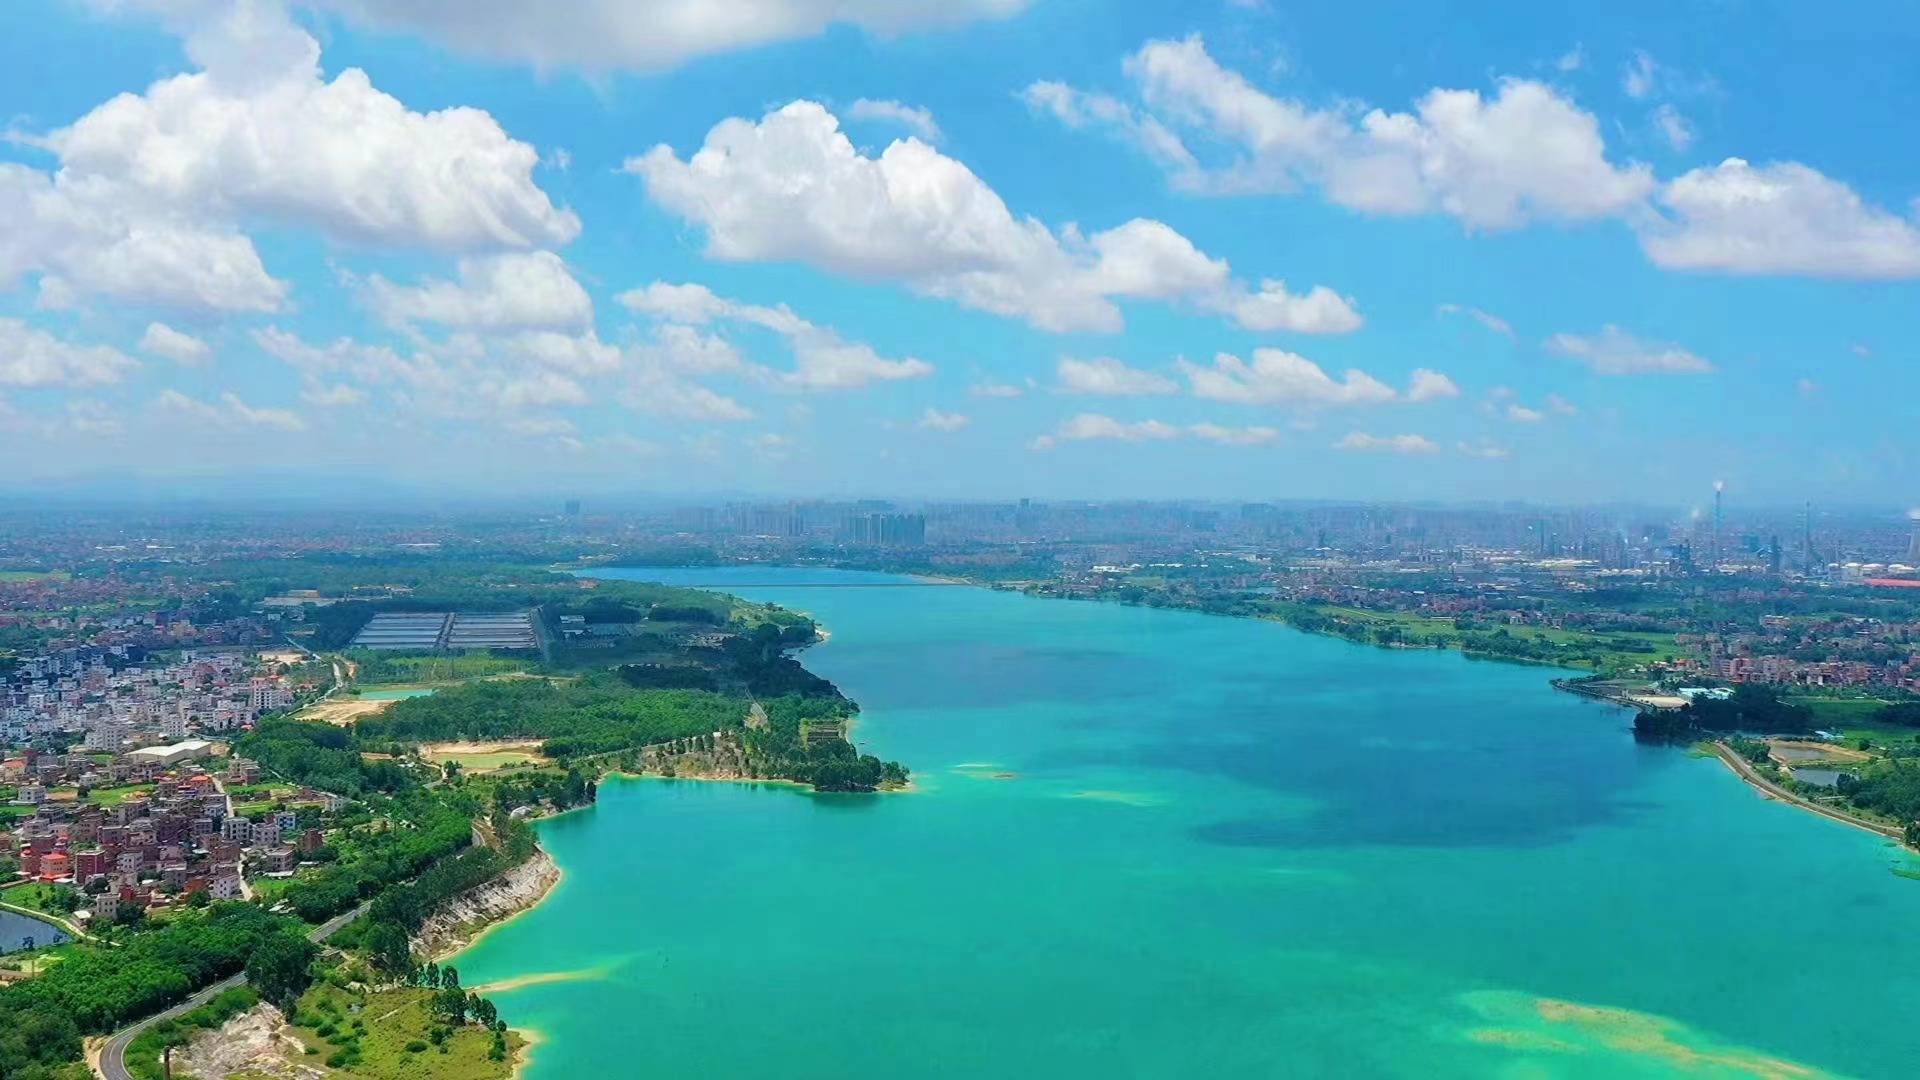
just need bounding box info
[96,902,369,1080]
[1711,740,1909,843]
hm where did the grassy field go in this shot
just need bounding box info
[79,783,156,806]
[419,742,548,774]
[0,941,79,977]
[0,569,67,582]
[226,783,296,800]
[434,752,542,773]
[3,882,80,923]
[287,984,522,1079]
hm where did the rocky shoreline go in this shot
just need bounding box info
[414,846,562,962]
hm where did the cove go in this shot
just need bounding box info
[454,567,1920,1078]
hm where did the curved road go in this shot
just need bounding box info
[96,901,369,1080]
[1710,740,1910,844]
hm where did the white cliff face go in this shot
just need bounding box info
[412,847,562,961]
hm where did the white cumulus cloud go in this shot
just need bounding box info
[1545,325,1715,375]
[1641,158,1920,278]
[627,100,1358,333]
[1405,368,1461,402]
[304,0,1033,73]
[4,2,576,314]
[154,388,305,430]
[917,407,970,431]
[1055,356,1178,397]
[1180,348,1400,407]
[618,279,932,390]
[365,252,592,332]
[847,99,942,142]
[139,322,212,366]
[1039,34,1654,230]
[1334,431,1439,454]
[0,319,139,388]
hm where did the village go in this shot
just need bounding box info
[0,640,348,949]
[0,739,354,944]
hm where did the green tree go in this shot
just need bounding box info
[246,932,317,1010]
[363,920,413,977]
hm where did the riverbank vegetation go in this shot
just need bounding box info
[1632,687,1817,743]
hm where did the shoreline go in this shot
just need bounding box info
[512,1025,542,1080]
[1706,740,1916,854]
[603,768,915,794]
[422,847,563,964]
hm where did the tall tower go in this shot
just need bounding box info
[1907,509,1920,564]
[1711,481,1724,569]
[1803,501,1815,573]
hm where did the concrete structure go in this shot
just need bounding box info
[123,740,213,767]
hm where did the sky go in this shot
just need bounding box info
[1,0,1917,506]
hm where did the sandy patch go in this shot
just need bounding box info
[1767,739,1871,764]
[472,967,605,994]
[953,763,1018,780]
[176,1003,327,1080]
[421,740,546,756]
[1067,789,1166,807]
[296,697,397,726]
[1460,990,1830,1079]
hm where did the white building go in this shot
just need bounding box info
[124,739,213,767]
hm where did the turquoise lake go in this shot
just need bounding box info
[455,567,1920,1078]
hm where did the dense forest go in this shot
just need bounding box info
[358,679,744,757]
[745,695,907,792]
[1,902,297,1043]
[1839,763,1920,821]
[240,718,413,795]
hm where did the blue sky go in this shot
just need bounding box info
[2,0,1916,506]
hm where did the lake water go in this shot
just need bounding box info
[0,908,69,953]
[455,567,1920,1078]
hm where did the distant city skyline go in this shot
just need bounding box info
[3,1,1918,503]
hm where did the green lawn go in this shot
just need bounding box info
[226,783,296,800]
[4,882,82,922]
[82,783,155,806]
[287,984,521,1079]
[427,751,543,773]
[0,941,80,977]
[0,569,67,582]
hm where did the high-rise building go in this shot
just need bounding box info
[1711,482,1724,569]
[1803,502,1816,572]
[840,512,926,547]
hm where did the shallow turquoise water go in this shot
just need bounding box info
[455,568,1920,1078]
